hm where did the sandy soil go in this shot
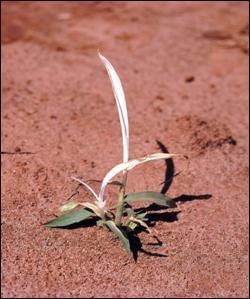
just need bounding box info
[1,1,249,298]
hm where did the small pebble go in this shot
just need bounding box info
[15,146,21,153]
[156,95,164,101]
[185,76,195,83]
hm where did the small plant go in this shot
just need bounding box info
[45,52,187,255]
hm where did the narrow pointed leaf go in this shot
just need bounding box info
[71,176,105,212]
[125,208,134,217]
[129,217,152,234]
[105,220,131,255]
[125,191,177,208]
[44,209,94,227]
[135,212,148,221]
[128,221,138,231]
[71,177,99,200]
[59,201,80,212]
[60,201,102,217]
[99,52,129,164]
[82,203,98,215]
[97,220,105,227]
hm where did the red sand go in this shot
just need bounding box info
[1,1,249,298]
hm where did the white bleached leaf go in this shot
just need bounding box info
[71,177,106,215]
[98,52,129,163]
[99,153,181,200]
[71,176,101,200]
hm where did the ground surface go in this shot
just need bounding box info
[1,1,249,298]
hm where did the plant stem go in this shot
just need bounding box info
[115,172,128,226]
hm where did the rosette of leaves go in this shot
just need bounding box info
[45,53,187,255]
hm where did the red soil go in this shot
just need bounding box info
[1,1,249,298]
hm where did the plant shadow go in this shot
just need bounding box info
[127,231,168,261]
[126,140,212,261]
[57,217,98,230]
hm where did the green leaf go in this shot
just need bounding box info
[97,220,105,227]
[59,201,80,212]
[44,209,94,227]
[125,191,177,208]
[125,208,134,217]
[105,220,131,255]
[135,212,148,221]
[128,221,138,231]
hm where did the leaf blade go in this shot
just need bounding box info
[128,221,138,231]
[125,191,177,208]
[44,209,94,227]
[99,52,129,164]
[59,201,80,212]
[105,220,131,255]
